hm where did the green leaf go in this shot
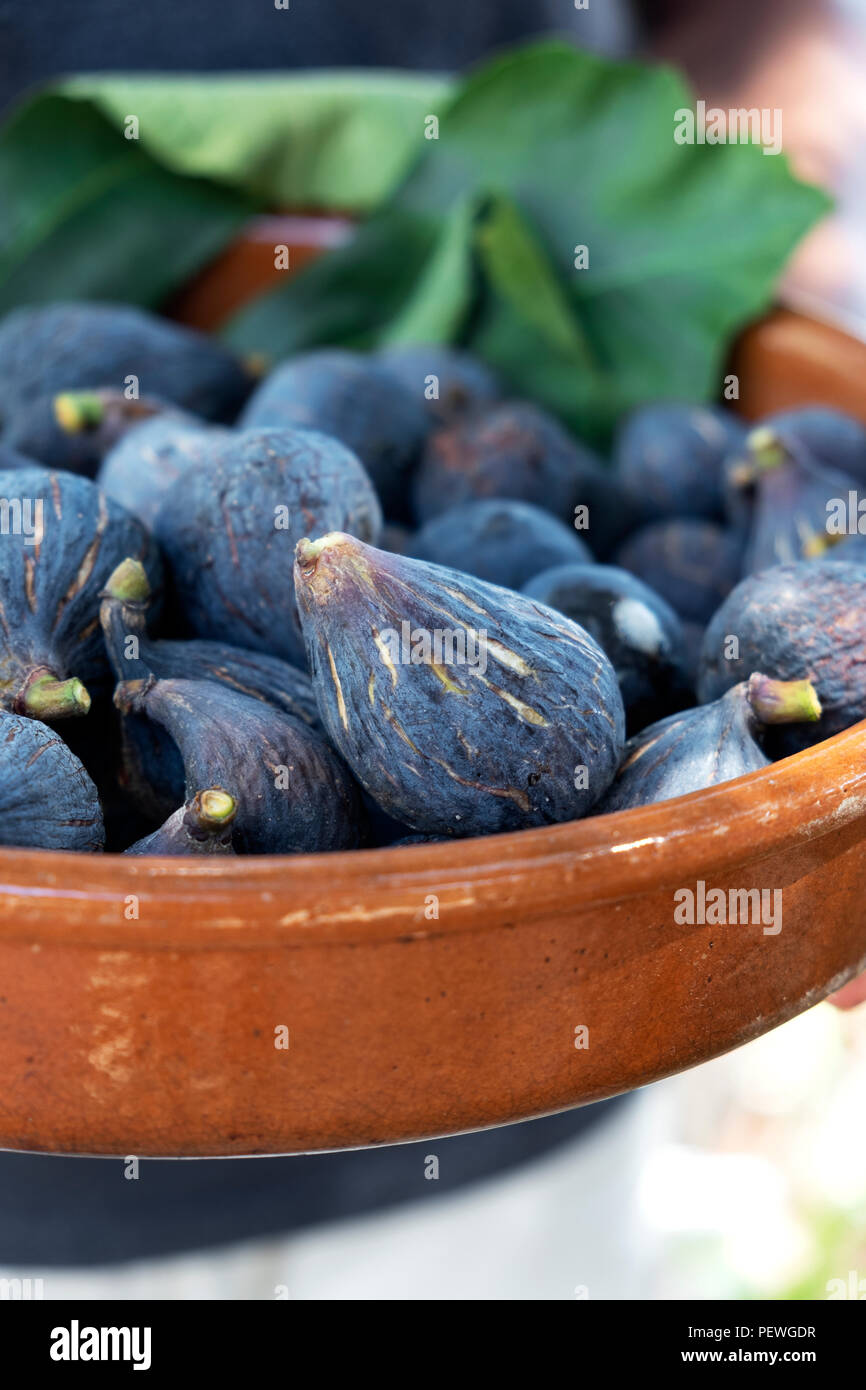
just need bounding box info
[377,193,479,347]
[0,93,256,313]
[58,72,451,213]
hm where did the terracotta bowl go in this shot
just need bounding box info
[2,218,866,1158]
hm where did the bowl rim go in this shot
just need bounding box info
[2,720,865,949]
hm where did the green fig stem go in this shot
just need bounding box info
[745,426,787,474]
[746,673,822,725]
[103,557,151,605]
[54,391,107,433]
[19,672,91,720]
[192,788,237,831]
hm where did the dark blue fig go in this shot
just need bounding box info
[410,499,592,590]
[821,533,866,564]
[153,427,382,666]
[613,519,744,626]
[125,788,237,857]
[377,344,501,425]
[100,559,318,726]
[0,709,104,851]
[380,522,413,556]
[522,563,691,735]
[390,833,447,847]
[294,532,625,837]
[679,620,706,690]
[0,466,162,721]
[726,429,864,575]
[114,676,364,854]
[2,390,181,479]
[613,403,746,522]
[411,402,638,555]
[0,302,253,427]
[240,349,429,518]
[596,673,821,813]
[760,406,866,484]
[0,444,42,472]
[697,560,866,753]
[97,414,225,530]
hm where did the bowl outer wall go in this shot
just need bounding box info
[0,722,865,1156]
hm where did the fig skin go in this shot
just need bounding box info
[153,427,383,667]
[697,561,866,754]
[522,563,691,735]
[0,710,104,851]
[125,788,237,857]
[727,429,864,575]
[114,676,365,854]
[294,532,626,838]
[595,674,821,814]
[240,349,429,519]
[0,302,252,428]
[97,415,226,530]
[410,499,592,590]
[0,466,162,721]
[377,344,501,426]
[2,389,180,479]
[100,558,319,727]
[761,406,866,484]
[411,401,638,554]
[614,519,744,626]
[613,402,746,523]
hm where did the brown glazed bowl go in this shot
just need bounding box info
[2,219,866,1158]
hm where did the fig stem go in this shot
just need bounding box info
[20,673,91,720]
[745,427,786,474]
[103,557,151,605]
[54,391,107,433]
[747,673,822,725]
[193,788,237,830]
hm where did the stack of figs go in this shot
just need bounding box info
[0,301,864,855]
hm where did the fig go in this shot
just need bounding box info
[0,465,162,721]
[240,349,428,518]
[2,389,180,479]
[377,344,501,425]
[0,302,252,428]
[97,414,226,530]
[114,676,364,854]
[410,499,592,590]
[125,788,237,857]
[153,428,382,666]
[697,560,866,753]
[595,674,821,813]
[294,532,625,837]
[522,563,691,734]
[613,402,745,522]
[613,519,743,626]
[0,709,104,851]
[100,559,318,726]
[821,533,866,565]
[761,406,866,484]
[726,429,864,574]
[411,401,637,555]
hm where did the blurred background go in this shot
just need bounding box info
[0,0,864,1301]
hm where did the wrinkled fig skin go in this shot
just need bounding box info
[2,390,180,479]
[762,406,866,484]
[0,710,104,851]
[410,499,592,590]
[99,560,319,727]
[595,680,773,814]
[125,789,237,857]
[295,533,626,838]
[614,519,744,626]
[614,403,746,522]
[154,428,382,666]
[115,677,364,855]
[730,432,863,575]
[0,467,162,719]
[522,563,691,735]
[97,415,225,530]
[240,350,429,518]
[698,561,866,755]
[0,302,252,428]
[377,344,502,426]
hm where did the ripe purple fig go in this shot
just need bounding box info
[294,532,625,837]
[0,466,162,722]
[2,389,181,479]
[153,428,383,666]
[125,788,237,856]
[596,674,821,813]
[97,414,227,530]
[0,709,104,851]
